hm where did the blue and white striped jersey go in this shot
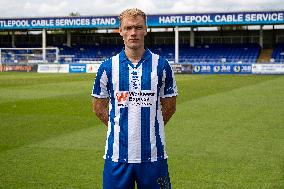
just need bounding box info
[92,48,178,163]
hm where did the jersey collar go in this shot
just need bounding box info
[119,48,152,65]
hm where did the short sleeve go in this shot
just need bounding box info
[91,61,110,98]
[160,59,178,98]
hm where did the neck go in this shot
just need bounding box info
[125,46,145,63]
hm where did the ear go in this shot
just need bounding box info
[119,27,123,36]
[144,26,147,36]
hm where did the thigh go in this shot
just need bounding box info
[103,160,135,189]
[135,160,171,189]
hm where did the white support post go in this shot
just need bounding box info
[190,27,195,47]
[175,26,179,63]
[259,25,263,48]
[55,48,59,63]
[67,30,71,47]
[42,29,46,63]
[11,31,15,48]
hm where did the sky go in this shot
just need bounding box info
[1,0,284,18]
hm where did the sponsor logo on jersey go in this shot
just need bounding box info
[116,92,129,102]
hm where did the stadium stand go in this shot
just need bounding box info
[2,29,284,64]
[271,43,284,63]
[1,28,284,64]
[58,44,123,63]
[0,48,57,64]
[56,43,261,64]
[186,43,260,63]
[150,43,260,63]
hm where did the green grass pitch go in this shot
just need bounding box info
[0,72,283,189]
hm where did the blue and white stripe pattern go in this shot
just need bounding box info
[92,48,177,163]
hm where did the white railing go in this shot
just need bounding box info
[0,47,59,64]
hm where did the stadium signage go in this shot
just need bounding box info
[252,64,284,74]
[1,11,284,30]
[69,64,86,73]
[191,64,252,74]
[156,13,283,25]
[86,64,100,73]
[0,65,33,72]
[148,11,284,26]
[0,16,118,30]
[37,64,69,73]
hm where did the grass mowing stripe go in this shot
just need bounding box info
[175,74,281,105]
[167,76,284,188]
[0,147,103,189]
[0,73,95,88]
[0,73,283,189]
[0,126,105,189]
[0,80,94,104]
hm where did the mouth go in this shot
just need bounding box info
[129,39,139,42]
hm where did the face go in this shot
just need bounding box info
[119,15,147,51]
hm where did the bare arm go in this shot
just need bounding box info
[92,97,109,127]
[160,96,177,125]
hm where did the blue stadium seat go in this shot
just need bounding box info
[271,44,284,63]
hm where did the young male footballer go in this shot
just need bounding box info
[92,8,178,189]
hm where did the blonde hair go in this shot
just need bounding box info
[119,8,146,26]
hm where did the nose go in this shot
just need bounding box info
[130,28,137,35]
